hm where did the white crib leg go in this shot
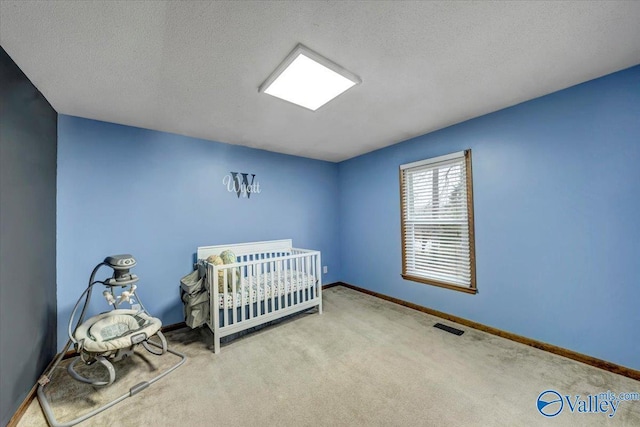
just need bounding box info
[214,335,220,354]
[316,253,323,315]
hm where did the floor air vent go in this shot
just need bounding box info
[434,323,464,336]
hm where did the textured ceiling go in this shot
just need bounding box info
[1,1,639,162]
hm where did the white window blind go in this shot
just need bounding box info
[400,150,476,293]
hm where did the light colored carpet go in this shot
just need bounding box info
[20,286,640,426]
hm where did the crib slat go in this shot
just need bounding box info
[287,258,292,308]
[258,257,263,316]
[232,267,237,325]
[302,255,306,302]
[296,257,301,306]
[292,257,296,305]
[262,255,267,315]
[292,257,296,306]
[239,266,244,323]
[292,257,297,305]
[294,257,298,306]
[223,269,228,328]
[305,256,310,302]
[249,270,254,320]
[300,256,305,303]
[254,254,258,316]
[261,255,265,312]
[282,258,287,309]
[314,254,318,300]
[239,255,244,322]
[278,258,282,309]
[310,255,314,301]
[308,255,313,301]
[270,259,275,314]
[307,255,313,299]
[310,254,315,301]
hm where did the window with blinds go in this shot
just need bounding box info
[399,150,477,294]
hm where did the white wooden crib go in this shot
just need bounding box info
[196,239,322,353]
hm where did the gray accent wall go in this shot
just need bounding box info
[0,46,57,426]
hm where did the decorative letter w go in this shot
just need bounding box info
[230,172,256,198]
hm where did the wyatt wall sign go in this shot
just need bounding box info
[222,172,261,199]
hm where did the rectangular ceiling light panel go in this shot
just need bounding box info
[259,44,361,111]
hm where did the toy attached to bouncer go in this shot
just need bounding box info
[37,255,186,427]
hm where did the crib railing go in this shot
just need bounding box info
[204,248,322,353]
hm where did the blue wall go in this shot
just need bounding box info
[57,116,340,349]
[58,66,639,369]
[338,66,640,370]
[1,46,57,427]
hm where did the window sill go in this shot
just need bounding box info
[401,274,477,294]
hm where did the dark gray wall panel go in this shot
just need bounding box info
[0,46,57,426]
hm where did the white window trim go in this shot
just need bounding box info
[399,149,477,294]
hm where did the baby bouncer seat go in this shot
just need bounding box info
[37,255,186,427]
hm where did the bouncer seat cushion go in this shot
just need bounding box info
[75,309,162,353]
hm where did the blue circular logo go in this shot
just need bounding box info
[537,390,563,417]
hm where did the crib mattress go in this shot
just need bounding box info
[217,271,317,309]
